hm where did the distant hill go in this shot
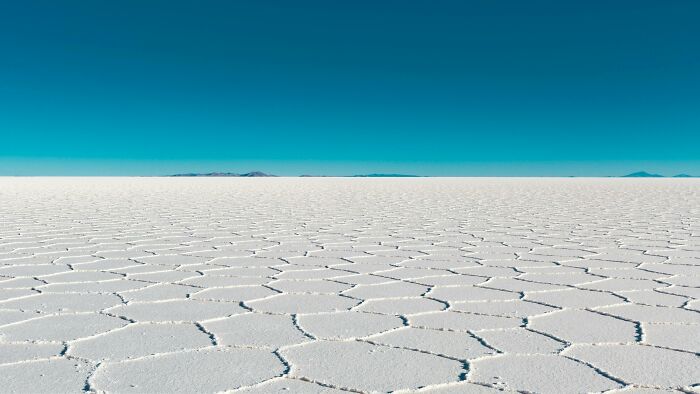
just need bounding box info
[622,171,664,178]
[673,174,694,178]
[171,171,275,177]
[351,174,420,177]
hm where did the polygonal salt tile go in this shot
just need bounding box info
[209,257,283,267]
[285,256,348,267]
[0,293,123,313]
[324,262,395,274]
[659,286,700,299]
[649,249,698,260]
[642,324,700,353]
[0,288,38,301]
[272,264,317,272]
[685,299,700,311]
[0,342,65,364]
[127,270,201,283]
[660,276,699,287]
[414,381,511,393]
[199,266,279,277]
[483,278,569,292]
[54,255,102,265]
[274,269,349,280]
[564,259,637,269]
[564,344,699,388]
[469,354,621,393]
[355,297,446,315]
[192,286,279,302]
[134,254,209,266]
[517,266,585,274]
[186,249,254,258]
[518,272,603,285]
[525,288,626,309]
[38,280,150,294]
[595,249,667,263]
[204,313,309,348]
[347,255,408,264]
[371,249,424,258]
[69,323,213,361]
[399,259,479,270]
[283,340,464,392]
[604,387,682,393]
[410,311,521,331]
[130,244,180,253]
[0,358,91,393]
[580,278,664,291]
[595,304,700,324]
[333,274,394,285]
[0,255,60,265]
[639,263,700,276]
[529,309,638,343]
[451,300,556,318]
[234,377,346,393]
[91,348,285,392]
[373,268,445,280]
[120,283,197,302]
[94,250,149,259]
[107,299,245,322]
[247,293,359,314]
[617,290,689,307]
[428,286,518,302]
[530,247,596,258]
[71,258,139,271]
[453,266,520,278]
[589,268,669,280]
[111,264,172,274]
[252,251,305,260]
[0,313,128,342]
[464,252,518,261]
[0,264,71,277]
[478,259,555,268]
[412,275,486,287]
[181,276,271,287]
[308,249,370,258]
[0,277,46,289]
[38,270,124,283]
[475,328,565,354]
[267,279,351,294]
[367,326,494,360]
[0,309,42,326]
[297,311,404,339]
[343,281,429,299]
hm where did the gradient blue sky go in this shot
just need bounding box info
[1,0,699,176]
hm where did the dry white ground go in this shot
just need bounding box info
[0,177,698,393]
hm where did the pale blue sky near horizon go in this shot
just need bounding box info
[1,158,698,177]
[1,1,699,176]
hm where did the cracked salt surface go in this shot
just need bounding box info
[0,177,698,393]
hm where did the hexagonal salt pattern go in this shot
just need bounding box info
[0,177,698,393]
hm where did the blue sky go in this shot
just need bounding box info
[1,0,699,176]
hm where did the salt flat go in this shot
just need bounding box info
[0,177,698,393]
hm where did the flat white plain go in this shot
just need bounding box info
[0,177,698,393]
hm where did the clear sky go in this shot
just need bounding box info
[1,0,699,176]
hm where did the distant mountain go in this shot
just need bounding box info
[171,171,275,177]
[240,171,275,177]
[351,174,420,177]
[622,171,664,178]
[673,174,694,178]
